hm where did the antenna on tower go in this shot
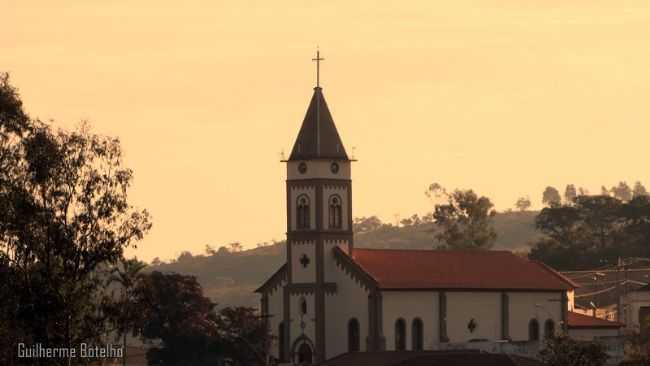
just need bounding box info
[351,146,357,160]
[280,149,286,161]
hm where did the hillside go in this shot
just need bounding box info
[148,211,539,308]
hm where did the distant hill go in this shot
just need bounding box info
[148,211,540,308]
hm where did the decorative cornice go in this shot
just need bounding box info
[288,282,337,295]
[332,246,377,292]
[255,264,288,294]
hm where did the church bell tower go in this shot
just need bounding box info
[282,50,353,363]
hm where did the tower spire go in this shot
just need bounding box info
[312,48,324,88]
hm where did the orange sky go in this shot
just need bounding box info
[4,1,650,261]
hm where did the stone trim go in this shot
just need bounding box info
[501,292,510,340]
[367,289,385,351]
[255,264,287,294]
[439,291,448,343]
[332,246,378,292]
[288,283,337,295]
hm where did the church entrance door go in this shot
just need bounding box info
[297,342,313,364]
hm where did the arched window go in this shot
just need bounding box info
[328,195,342,229]
[300,298,307,316]
[297,195,310,229]
[544,319,555,338]
[395,318,406,351]
[348,318,360,352]
[412,318,424,351]
[279,322,286,361]
[529,319,540,341]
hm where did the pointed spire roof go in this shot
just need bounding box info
[288,87,349,161]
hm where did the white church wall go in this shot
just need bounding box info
[323,240,349,283]
[290,293,316,348]
[266,281,286,359]
[287,161,351,181]
[568,327,619,340]
[291,241,316,283]
[289,186,316,231]
[446,292,501,342]
[382,291,438,351]
[508,291,563,341]
[322,186,349,231]
[325,257,370,359]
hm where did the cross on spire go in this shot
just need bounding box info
[312,48,325,88]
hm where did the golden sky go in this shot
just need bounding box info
[4,1,650,261]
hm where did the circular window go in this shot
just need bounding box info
[298,162,307,174]
[330,162,340,174]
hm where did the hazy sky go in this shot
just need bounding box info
[4,1,650,261]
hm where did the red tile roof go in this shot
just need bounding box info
[347,248,577,291]
[567,311,623,329]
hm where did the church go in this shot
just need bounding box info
[256,54,620,365]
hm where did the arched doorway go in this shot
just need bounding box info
[297,343,313,364]
[291,336,315,365]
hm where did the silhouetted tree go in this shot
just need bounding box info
[542,186,562,207]
[611,181,633,202]
[428,185,497,249]
[353,216,383,234]
[107,258,148,366]
[132,271,223,365]
[539,336,608,366]
[515,196,532,212]
[530,194,650,269]
[633,181,648,198]
[564,184,577,204]
[131,272,268,366]
[0,75,151,364]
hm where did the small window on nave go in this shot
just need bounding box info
[395,318,406,351]
[300,298,307,315]
[297,195,310,229]
[412,318,423,351]
[529,319,540,341]
[348,318,360,352]
[328,195,342,229]
[544,319,555,338]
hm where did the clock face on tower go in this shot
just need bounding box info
[330,162,339,174]
[298,162,307,174]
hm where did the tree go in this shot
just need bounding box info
[542,186,562,207]
[132,271,223,366]
[353,216,383,234]
[611,181,633,201]
[205,244,217,256]
[539,336,608,366]
[601,186,610,196]
[634,181,648,198]
[565,184,577,204]
[0,75,151,361]
[217,307,270,366]
[131,272,268,366]
[529,194,650,270]
[429,185,497,250]
[515,196,532,212]
[107,258,148,366]
[229,242,243,252]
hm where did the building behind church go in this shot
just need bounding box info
[256,64,623,365]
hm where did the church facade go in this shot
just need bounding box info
[256,74,598,364]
